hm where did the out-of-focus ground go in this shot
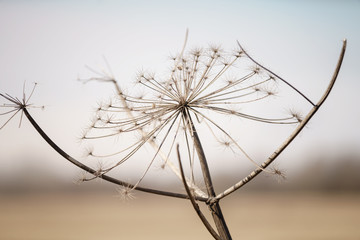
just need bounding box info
[0,192,359,240]
[1,153,360,240]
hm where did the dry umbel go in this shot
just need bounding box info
[0,32,347,240]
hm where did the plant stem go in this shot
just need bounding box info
[185,108,232,240]
[214,39,347,202]
[22,107,207,201]
[176,145,222,240]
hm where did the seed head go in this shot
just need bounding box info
[80,38,308,188]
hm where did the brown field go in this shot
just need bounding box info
[1,192,359,240]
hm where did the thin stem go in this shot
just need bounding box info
[214,39,347,202]
[185,108,215,196]
[185,108,232,240]
[22,107,208,201]
[237,41,316,106]
[176,145,222,240]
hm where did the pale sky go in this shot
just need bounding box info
[0,1,359,185]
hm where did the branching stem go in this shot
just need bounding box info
[22,107,208,201]
[214,39,347,202]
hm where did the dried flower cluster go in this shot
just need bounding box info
[0,83,43,129]
[80,42,301,189]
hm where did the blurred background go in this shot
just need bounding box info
[0,1,359,239]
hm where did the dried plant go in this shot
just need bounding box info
[0,32,347,240]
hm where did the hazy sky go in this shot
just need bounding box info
[0,1,359,184]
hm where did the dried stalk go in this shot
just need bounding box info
[176,144,222,240]
[22,107,208,201]
[184,108,232,240]
[213,39,347,202]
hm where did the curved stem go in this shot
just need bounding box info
[214,39,347,202]
[22,107,208,201]
[176,145,222,240]
[237,41,316,106]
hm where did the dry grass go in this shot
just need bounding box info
[1,191,359,240]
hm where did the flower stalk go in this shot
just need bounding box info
[184,107,232,240]
[213,38,347,202]
[21,107,207,201]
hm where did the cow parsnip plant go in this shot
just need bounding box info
[0,32,346,240]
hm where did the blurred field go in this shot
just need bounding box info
[1,192,359,240]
